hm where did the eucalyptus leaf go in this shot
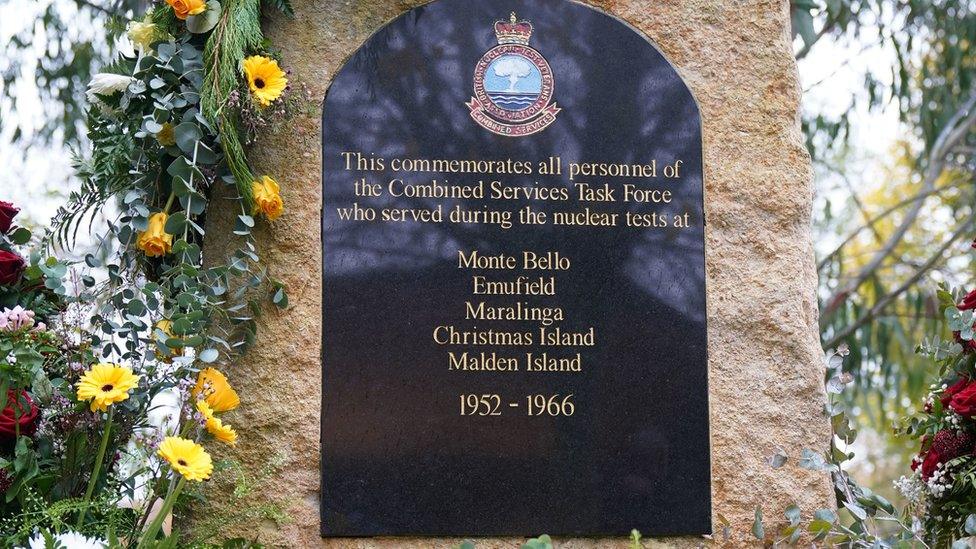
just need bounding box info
[175,122,203,154]
[752,507,765,540]
[198,348,219,363]
[799,448,829,471]
[8,227,31,245]
[843,501,867,520]
[157,42,176,60]
[144,119,164,134]
[966,514,976,535]
[128,79,148,94]
[813,508,837,523]
[167,156,204,185]
[180,192,208,215]
[194,141,218,164]
[768,448,788,469]
[164,212,188,234]
[791,8,817,47]
[784,504,801,527]
[186,0,221,34]
[808,519,833,541]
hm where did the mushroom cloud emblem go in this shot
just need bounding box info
[493,56,532,91]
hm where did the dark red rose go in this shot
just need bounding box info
[949,381,976,418]
[0,201,17,234]
[920,449,942,480]
[941,376,971,408]
[0,390,39,438]
[960,290,976,311]
[0,250,24,286]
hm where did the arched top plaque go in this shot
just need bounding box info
[321,0,709,537]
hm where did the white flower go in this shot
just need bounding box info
[126,19,171,53]
[24,530,107,549]
[86,73,135,105]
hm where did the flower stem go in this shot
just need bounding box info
[76,406,114,529]
[163,191,176,214]
[139,475,186,547]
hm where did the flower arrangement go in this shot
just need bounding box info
[897,272,976,545]
[0,0,297,543]
[0,212,258,543]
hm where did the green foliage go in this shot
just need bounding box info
[805,0,976,426]
[738,346,929,546]
[0,0,293,545]
[751,507,765,540]
[201,0,266,208]
[794,0,976,156]
[454,535,560,549]
[890,285,976,544]
[49,32,285,370]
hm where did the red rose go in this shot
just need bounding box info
[960,290,976,311]
[0,250,24,286]
[949,381,976,418]
[941,376,971,408]
[919,449,941,480]
[0,201,17,234]
[0,390,39,438]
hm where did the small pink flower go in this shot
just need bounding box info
[0,306,35,332]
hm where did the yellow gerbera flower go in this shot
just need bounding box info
[196,400,238,445]
[251,176,284,221]
[242,56,287,107]
[158,436,213,481]
[192,368,240,412]
[76,363,141,412]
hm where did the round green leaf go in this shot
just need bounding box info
[198,348,219,363]
[8,227,31,245]
[186,0,221,34]
[174,122,203,154]
[164,212,188,234]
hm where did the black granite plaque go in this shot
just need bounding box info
[321,0,709,537]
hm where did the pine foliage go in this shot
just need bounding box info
[202,0,265,208]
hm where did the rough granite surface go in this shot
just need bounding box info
[199,0,836,546]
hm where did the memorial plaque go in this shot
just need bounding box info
[321,0,709,537]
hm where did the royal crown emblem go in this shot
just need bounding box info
[467,13,560,137]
